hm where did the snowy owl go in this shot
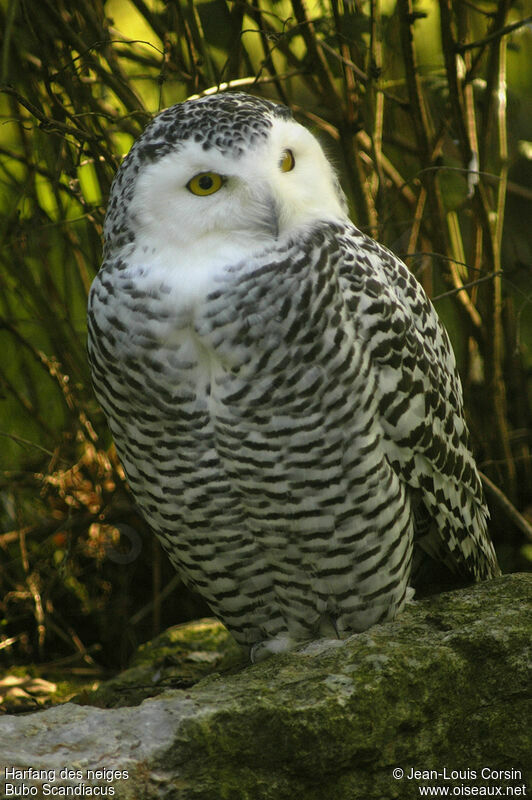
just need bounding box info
[87,92,500,661]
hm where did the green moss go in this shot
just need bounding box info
[3,576,528,799]
[125,575,531,799]
[77,618,245,708]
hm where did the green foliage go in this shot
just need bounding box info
[0,0,530,670]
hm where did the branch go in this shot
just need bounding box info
[289,0,340,108]
[0,85,96,142]
[396,0,433,163]
[455,15,532,52]
[481,472,532,543]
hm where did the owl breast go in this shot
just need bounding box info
[87,225,415,658]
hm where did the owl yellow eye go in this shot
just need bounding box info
[280,149,295,173]
[187,172,224,196]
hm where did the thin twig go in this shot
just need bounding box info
[0,85,97,142]
[455,15,532,52]
[290,0,340,108]
[481,472,532,542]
[0,431,56,457]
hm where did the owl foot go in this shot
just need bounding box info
[250,634,299,663]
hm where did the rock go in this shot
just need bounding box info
[78,618,245,708]
[0,573,530,799]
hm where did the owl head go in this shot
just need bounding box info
[104,93,348,259]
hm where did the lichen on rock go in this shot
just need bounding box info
[0,574,530,800]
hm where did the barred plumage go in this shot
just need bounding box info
[87,92,500,661]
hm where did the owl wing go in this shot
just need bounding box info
[337,225,499,580]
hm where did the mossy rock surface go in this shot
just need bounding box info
[77,618,244,708]
[0,574,530,800]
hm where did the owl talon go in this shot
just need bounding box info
[250,635,298,663]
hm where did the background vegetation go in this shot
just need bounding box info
[0,0,531,677]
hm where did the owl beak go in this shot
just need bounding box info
[251,191,279,239]
[264,197,280,239]
[242,181,279,239]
